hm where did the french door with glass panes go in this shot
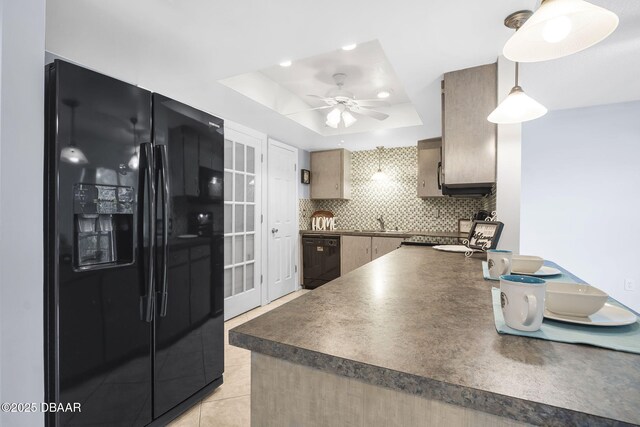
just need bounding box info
[224,128,262,320]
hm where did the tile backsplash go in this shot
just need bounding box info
[300,146,492,232]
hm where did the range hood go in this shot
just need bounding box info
[441,184,493,198]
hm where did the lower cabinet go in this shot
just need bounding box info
[341,235,405,275]
[341,236,372,276]
[372,237,405,260]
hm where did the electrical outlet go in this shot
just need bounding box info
[624,278,636,292]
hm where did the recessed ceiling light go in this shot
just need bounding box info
[342,44,357,51]
[279,60,292,67]
[377,90,391,99]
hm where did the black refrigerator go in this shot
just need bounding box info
[44,60,224,426]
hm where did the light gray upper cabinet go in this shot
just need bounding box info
[417,138,443,198]
[442,63,497,188]
[310,149,351,200]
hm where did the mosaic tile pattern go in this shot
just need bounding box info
[300,147,491,232]
[483,184,497,214]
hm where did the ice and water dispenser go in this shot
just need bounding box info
[73,184,134,268]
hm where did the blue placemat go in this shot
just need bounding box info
[482,261,577,283]
[491,287,640,354]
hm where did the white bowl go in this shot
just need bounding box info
[512,255,544,274]
[545,282,608,317]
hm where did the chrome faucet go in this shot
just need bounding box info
[377,215,386,232]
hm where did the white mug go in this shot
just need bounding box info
[487,249,512,280]
[500,275,546,332]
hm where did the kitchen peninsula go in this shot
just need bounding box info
[230,246,640,426]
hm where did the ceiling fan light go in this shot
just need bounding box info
[487,86,548,124]
[503,0,619,62]
[326,107,341,127]
[325,120,339,129]
[342,44,357,51]
[376,90,391,99]
[279,60,292,67]
[342,111,357,128]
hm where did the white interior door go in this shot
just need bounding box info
[267,138,298,302]
[223,128,263,320]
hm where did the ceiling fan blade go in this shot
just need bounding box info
[354,98,391,103]
[285,105,333,115]
[306,94,333,101]
[352,108,389,121]
[355,100,391,108]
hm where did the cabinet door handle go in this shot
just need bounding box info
[437,161,442,190]
[422,180,425,188]
[375,247,378,254]
[366,248,369,254]
[335,183,338,190]
[272,228,279,234]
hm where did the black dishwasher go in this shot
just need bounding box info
[302,235,341,289]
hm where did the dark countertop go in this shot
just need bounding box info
[299,229,466,239]
[230,246,640,426]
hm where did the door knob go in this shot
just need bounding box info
[272,228,279,234]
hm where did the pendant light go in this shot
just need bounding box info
[60,99,89,164]
[488,61,547,124]
[488,11,548,124]
[128,118,139,170]
[371,146,387,181]
[503,0,619,63]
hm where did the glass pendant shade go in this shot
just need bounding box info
[326,107,341,128]
[503,0,619,62]
[61,146,89,164]
[342,111,357,128]
[371,169,387,181]
[128,150,139,170]
[488,86,548,124]
[326,106,358,128]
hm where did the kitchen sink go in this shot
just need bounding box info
[352,229,408,233]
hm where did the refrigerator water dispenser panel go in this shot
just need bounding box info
[73,183,134,268]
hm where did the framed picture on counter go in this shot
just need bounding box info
[458,219,473,235]
[467,221,504,250]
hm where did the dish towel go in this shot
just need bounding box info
[491,287,640,354]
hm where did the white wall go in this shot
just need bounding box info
[298,149,310,199]
[495,56,522,252]
[0,0,46,426]
[521,101,640,312]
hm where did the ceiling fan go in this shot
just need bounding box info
[288,73,390,128]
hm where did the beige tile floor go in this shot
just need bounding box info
[168,289,311,427]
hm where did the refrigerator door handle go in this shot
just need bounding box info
[157,144,170,317]
[140,142,156,322]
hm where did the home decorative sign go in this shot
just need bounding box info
[462,211,503,257]
[311,210,336,231]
